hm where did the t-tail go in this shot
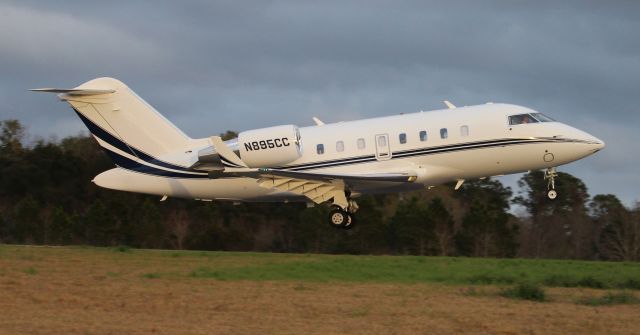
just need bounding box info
[32,77,210,178]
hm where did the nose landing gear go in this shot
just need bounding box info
[544,167,558,200]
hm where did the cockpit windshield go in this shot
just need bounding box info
[531,113,555,122]
[508,113,555,125]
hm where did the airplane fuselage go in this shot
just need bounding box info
[93,103,603,202]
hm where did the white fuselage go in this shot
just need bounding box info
[93,103,604,202]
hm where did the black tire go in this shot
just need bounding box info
[343,214,356,230]
[328,209,347,228]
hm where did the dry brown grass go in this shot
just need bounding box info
[0,245,638,335]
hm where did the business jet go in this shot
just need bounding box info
[33,78,604,229]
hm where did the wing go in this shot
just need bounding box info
[255,168,417,183]
[231,168,417,208]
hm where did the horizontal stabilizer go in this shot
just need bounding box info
[30,88,115,95]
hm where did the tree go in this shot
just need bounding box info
[290,205,333,253]
[0,119,25,155]
[11,195,43,243]
[0,209,7,243]
[134,199,164,248]
[428,198,455,256]
[166,207,191,250]
[49,206,74,244]
[592,195,639,261]
[220,131,239,141]
[390,197,433,255]
[84,200,119,246]
[454,179,518,257]
[347,195,389,254]
[515,171,592,259]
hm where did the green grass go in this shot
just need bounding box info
[501,282,546,302]
[22,267,38,275]
[113,245,132,253]
[2,244,640,289]
[577,291,640,306]
[187,255,640,289]
[142,272,161,279]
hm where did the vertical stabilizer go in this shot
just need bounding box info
[59,77,191,157]
[33,77,209,178]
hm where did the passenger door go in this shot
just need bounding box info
[374,134,391,160]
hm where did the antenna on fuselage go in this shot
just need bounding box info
[443,100,456,109]
[312,117,325,126]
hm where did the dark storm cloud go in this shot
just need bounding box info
[1,1,638,204]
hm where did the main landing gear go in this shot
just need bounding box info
[544,167,558,200]
[327,198,359,230]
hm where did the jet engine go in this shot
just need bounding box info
[238,125,302,167]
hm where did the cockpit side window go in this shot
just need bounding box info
[508,114,540,125]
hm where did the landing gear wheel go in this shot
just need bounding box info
[544,167,558,201]
[328,209,348,228]
[343,214,356,230]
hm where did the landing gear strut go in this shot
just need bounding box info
[544,167,558,200]
[327,195,359,230]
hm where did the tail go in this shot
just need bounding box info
[33,77,209,178]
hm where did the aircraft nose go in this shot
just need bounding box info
[588,134,605,149]
[581,132,605,152]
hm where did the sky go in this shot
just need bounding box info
[1,1,638,206]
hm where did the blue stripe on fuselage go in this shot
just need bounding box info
[72,108,201,173]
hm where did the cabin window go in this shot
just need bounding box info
[440,128,448,139]
[399,133,407,144]
[316,144,324,155]
[460,125,469,137]
[419,130,427,142]
[357,138,366,150]
[509,114,540,125]
[336,141,344,152]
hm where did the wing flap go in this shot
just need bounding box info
[245,168,417,207]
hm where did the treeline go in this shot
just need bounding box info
[0,120,638,260]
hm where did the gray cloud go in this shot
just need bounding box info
[1,0,638,205]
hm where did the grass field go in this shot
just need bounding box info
[1,245,639,334]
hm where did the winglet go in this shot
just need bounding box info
[30,88,115,96]
[312,117,325,126]
[443,100,456,109]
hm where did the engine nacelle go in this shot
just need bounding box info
[238,125,302,167]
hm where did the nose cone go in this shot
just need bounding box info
[584,133,605,151]
[575,130,605,157]
[593,137,605,150]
